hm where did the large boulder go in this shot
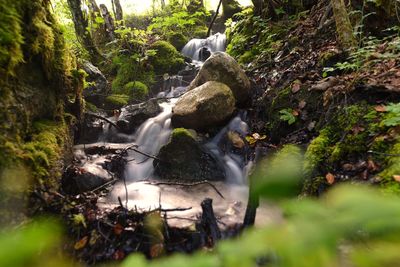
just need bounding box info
[188,52,251,106]
[116,98,161,133]
[154,128,225,181]
[172,81,235,130]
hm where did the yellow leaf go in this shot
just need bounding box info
[74,236,88,250]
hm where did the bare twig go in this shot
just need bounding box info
[145,180,225,199]
[86,112,121,132]
[90,179,117,193]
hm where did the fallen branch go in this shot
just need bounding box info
[86,112,121,132]
[90,179,117,193]
[145,180,225,199]
[124,144,160,161]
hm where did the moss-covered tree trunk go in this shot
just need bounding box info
[100,4,115,40]
[330,0,356,50]
[87,0,110,48]
[67,0,103,63]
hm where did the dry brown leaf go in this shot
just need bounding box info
[393,175,400,182]
[114,224,124,235]
[374,105,386,112]
[326,173,335,185]
[74,236,88,250]
[292,81,301,93]
[150,243,164,258]
[113,250,125,260]
[292,109,299,116]
[298,100,306,109]
[367,160,378,172]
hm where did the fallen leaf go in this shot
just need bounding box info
[113,250,125,260]
[114,224,124,235]
[298,100,306,109]
[150,243,164,258]
[342,163,354,171]
[367,160,378,172]
[326,173,335,185]
[291,80,302,93]
[351,125,365,135]
[393,175,400,182]
[292,109,299,116]
[74,236,88,250]
[89,230,100,246]
[374,105,386,112]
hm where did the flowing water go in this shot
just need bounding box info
[95,33,280,227]
[181,33,226,61]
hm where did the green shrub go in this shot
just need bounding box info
[123,81,149,101]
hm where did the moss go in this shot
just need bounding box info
[377,139,400,194]
[148,41,185,75]
[0,0,24,75]
[111,55,154,93]
[172,128,194,139]
[304,128,333,175]
[84,101,98,113]
[167,32,188,51]
[105,94,129,109]
[123,81,149,101]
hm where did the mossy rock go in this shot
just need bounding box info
[167,32,188,51]
[123,81,149,102]
[154,128,225,181]
[111,55,154,93]
[147,41,185,75]
[105,94,129,109]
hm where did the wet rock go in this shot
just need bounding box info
[81,60,109,98]
[62,163,113,194]
[188,52,251,106]
[198,47,211,61]
[77,114,105,144]
[172,81,235,130]
[154,128,225,181]
[116,98,161,133]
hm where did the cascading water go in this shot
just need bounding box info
[181,33,226,61]
[96,33,265,226]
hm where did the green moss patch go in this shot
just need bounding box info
[147,41,185,75]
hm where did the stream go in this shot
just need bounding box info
[75,33,281,228]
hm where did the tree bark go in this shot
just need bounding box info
[330,0,356,50]
[67,0,103,63]
[112,0,123,21]
[251,0,264,16]
[87,0,110,47]
[99,4,115,40]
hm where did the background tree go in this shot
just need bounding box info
[111,0,123,21]
[100,4,115,40]
[222,0,242,20]
[330,0,356,49]
[67,0,103,63]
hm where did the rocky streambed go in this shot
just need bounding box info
[63,36,281,234]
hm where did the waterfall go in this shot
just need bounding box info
[181,33,226,61]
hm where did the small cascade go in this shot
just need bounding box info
[206,114,251,184]
[124,99,177,181]
[181,33,226,61]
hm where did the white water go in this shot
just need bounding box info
[181,33,226,61]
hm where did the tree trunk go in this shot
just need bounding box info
[87,0,110,47]
[222,0,242,20]
[67,0,103,63]
[207,0,223,37]
[252,0,264,16]
[330,0,356,50]
[99,4,115,40]
[112,0,123,21]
